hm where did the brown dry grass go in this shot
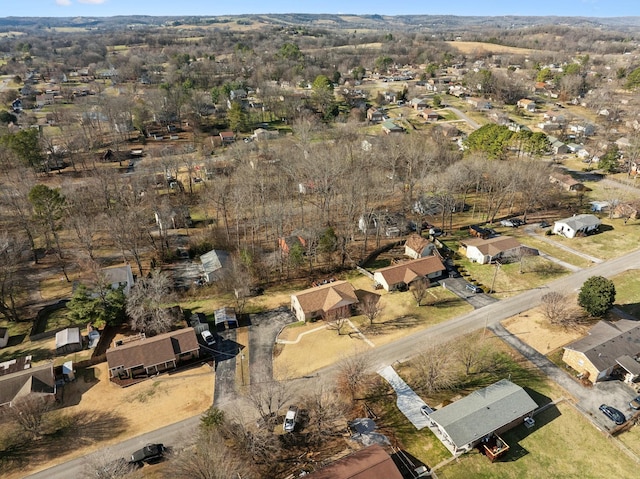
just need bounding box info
[8,362,214,479]
[502,307,588,354]
[446,41,543,55]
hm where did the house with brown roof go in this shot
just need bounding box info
[0,362,56,409]
[305,444,403,479]
[291,280,358,322]
[278,235,307,256]
[373,256,445,292]
[461,236,535,265]
[563,319,640,383]
[517,98,536,112]
[549,171,585,192]
[421,109,440,121]
[404,234,436,259]
[106,328,200,382]
[366,107,384,123]
[219,131,236,143]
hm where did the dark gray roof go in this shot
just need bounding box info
[555,214,601,231]
[0,362,56,407]
[616,355,640,375]
[565,319,640,372]
[428,380,537,448]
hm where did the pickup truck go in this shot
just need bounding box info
[130,443,165,465]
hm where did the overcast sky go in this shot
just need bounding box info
[3,0,640,18]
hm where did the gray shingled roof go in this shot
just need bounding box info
[428,380,537,448]
[555,214,601,231]
[564,319,640,372]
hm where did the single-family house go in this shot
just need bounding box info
[460,236,533,265]
[563,319,640,383]
[428,379,537,455]
[517,98,536,112]
[488,111,510,125]
[590,201,610,213]
[466,97,491,110]
[383,91,397,103]
[552,214,601,238]
[291,280,358,322]
[373,256,445,292]
[549,172,585,192]
[468,225,492,239]
[0,327,8,348]
[101,264,135,295]
[550,140,569,155]
[569,123,596,136]
[304,444,403,479]
[382,120,404,134]
[410,98,428,110]
[0,356,33,376]
[278,235,307,255]
[219,131,236,144]
[404,234,436,259]
[55,327,83,355]
[200,249,231,283]
[538,122,561,132]
[421,109,440,121]
[439,123,461,138]
[0,362,56,409]
[36,93,55,107]
[366,107,384,123]
[106,328,200,381]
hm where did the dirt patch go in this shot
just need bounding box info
[502,308,588,354]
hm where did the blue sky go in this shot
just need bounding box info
[4,0,640,18]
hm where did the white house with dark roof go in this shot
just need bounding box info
[553,214,601,238]
[460,236,535,265]
[428,379,537,455]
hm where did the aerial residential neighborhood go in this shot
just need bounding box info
[1,5,640,479]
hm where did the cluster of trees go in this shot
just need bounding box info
[465,124,550,159]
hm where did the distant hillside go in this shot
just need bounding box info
[0,14,640,32]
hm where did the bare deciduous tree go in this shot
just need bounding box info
[414,343,459,394]
[126,269,176,335]
[357,293,383,325]
[84,450,142,479]
[301,381,348,447]
[335,349,373,401]
[455,333,492,376]
[245,380,296,428]
[410,277,430,307]
[324,308,350,335]
[167,429,254,479]
[6,395,53,439]
[541,291,573,325]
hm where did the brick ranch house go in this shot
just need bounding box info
[106,328,200,383]
[291,280,358,322]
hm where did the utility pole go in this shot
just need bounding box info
[490,261,501,294]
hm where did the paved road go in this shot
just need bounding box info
[444,106,480,129]
[439,276,497,309]
[26,248,640,478]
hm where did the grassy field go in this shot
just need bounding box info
[456,255,568,298]
[516,235,592,268]
[446,41,540,55]
[437,402,637,479]
[612,269,640,318]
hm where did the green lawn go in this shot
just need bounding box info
[612,269,640,318]
[437,402,637,479]
[517,235,591,268]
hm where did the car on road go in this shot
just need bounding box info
[465,283,483,294]
[629,396,640,410]
[201,330,215,347]
[539,220,550,228]
[420,405,431,417]
[599,404,625,425]
[130,443,165,465]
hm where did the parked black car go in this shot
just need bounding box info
[599,404,625,425]
[130,443,165,465]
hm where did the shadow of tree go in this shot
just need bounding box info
[0,345,55,363]
[0,410,129,474]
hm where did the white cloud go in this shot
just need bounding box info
[55,0,72,6]
[78,0,108,4]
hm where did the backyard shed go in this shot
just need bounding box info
[55,327,83,355]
